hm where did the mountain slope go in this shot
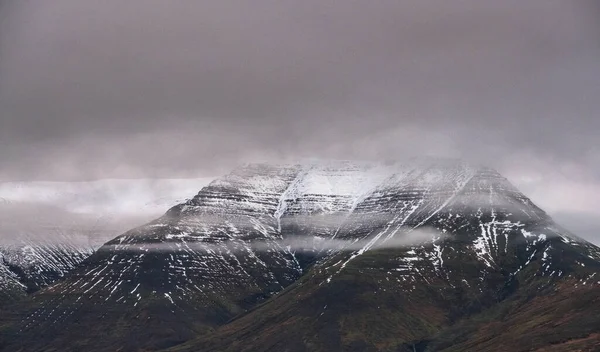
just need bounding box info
[0,256,26,305]
[170,163,600,352]
[4,159,600,352]
[0,240,95,294]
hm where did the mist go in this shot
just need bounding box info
[0,178,212,247]
[100,227,444,254]
[0,1,598,242]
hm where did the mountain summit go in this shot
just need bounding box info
[3,159,600,352]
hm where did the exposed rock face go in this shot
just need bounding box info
[3,159,600,352]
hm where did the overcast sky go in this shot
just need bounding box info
[0,1,599,240]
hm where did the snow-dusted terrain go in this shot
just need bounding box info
[0,178,213,294]
[15,159,600,340]
[3,159,600,352]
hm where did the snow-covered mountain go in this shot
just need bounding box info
[0,178,213,295]
[7,159,600,351]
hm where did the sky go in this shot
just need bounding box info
[0,1,599,241]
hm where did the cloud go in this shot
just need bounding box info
[0,1,598,181]
[0,201,143,247]
[0,178,213,214]
[100,227,445,254]
[0,1,598,242]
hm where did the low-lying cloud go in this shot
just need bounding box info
[100,227,444,254]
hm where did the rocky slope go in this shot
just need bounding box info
[0,256,26,304]
[3,159,600,352]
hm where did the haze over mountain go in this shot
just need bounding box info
[2,159,599,351]
[0,174,596,246]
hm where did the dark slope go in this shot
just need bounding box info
[3,160,600,352]
[426,279,600,351]
[170,236,600,352]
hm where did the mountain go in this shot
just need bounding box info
[3,160,600,352]
[171,162,600,352]
[0,178,213,295]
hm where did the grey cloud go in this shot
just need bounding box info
[0,201,148,247]
[1,0,599,179]
[0,1,599,241]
